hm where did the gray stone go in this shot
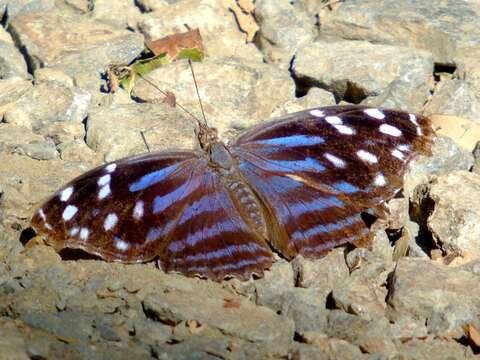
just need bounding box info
[396,338,474,360]
[325,310,396,355]
[387,257,480,336]
[271,87,336,117]
[0,0,55,19]
[138,0,263,63]
[292,337,367,360]
[91,0,142,28]
[133,57,295,140]
[292,40,433,107]
[86,103,197,162]
[0,27,29,79]
[255,0,316,68]
[403,136,474,197]
[0,77,32,117]
[0,124,58,160]
[254,258,295,308]
[292,248,349,290]
[321,0,480,64]
[33,67,74,87]
[331,249,390,320]
[413,171,480,258]
[142,287,294,356]
[3,81,91,131]
[424,79,480,123]
[8,11,144,77]
[0,318,30,360]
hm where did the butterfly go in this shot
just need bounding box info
[31,105,434,281]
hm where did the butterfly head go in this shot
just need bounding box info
[195,123,218,150]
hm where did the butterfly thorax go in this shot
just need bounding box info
[207,141,268,240]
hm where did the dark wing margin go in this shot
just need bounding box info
[231,105,434,259]
[32,150,272,281]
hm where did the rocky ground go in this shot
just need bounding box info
[1,0,480,359]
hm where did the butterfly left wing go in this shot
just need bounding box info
[31,151,273,280]
[230,105,434,259]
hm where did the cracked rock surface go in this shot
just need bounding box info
[1,0,480,359]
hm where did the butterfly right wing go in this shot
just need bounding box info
[32,150,272,281]
[231,106,434,259]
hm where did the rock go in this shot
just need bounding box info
[8,10,144,77]
[292,248,349,290]
[412,171,480,258]
[396,338,474,360]
[133,57,295,139]
[0,27,29,78]
[403,136,474,197]
[424,79,480,123]
[34,68,74,87]
[0,124,58,160]
[86,103,197,162]
[387,257,480,336]
[270,87,336,117]
[325,310,396,355]
[138,0,262,63]
[255,0,316,68]
[473,141,480,174]
[331,249,390,320]
[292,40,433,107]
[91,0,142,28]
[254,258,295,308]
[0,318,30,360]
[0,77,32,116]
[321,0,480,64]
[292,336,367,360]
[142,286,294,356]
[3,81,91,131]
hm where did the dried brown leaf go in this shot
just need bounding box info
[146,28,204,59]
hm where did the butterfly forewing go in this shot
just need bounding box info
[230,106,433,258]
[32,150,272,280]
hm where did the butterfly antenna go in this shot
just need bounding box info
[188,59,208,126]
[140,130,151,153]
[136,73,204,128]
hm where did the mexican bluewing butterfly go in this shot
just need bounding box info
[31,105,434,280]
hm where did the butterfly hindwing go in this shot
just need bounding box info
[231,106,433,258]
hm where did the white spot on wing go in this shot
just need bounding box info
[45,223,52,230]
[392,149,405,160]
[397,144,410,152]
[105,163,117,173]
[104,213,118,231]
[133,200,144,220]
[80,228,89,240]
[60,186,74,202]
[38,208,46,221]
[98,184,111,200]
[115,238,129,251]
[409,113,419,126]
[379,124,402,137]
[373,173,387,187]
[62,205,78,221]
[324,153,346,168]
[325,116,342,125]
[356,149,378,164]
[69,227,79,236]
[409,113,423,136]
[364,108,385,120]
[310,109,325,117]
[334,124,355,135]
[97,174,111,186]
